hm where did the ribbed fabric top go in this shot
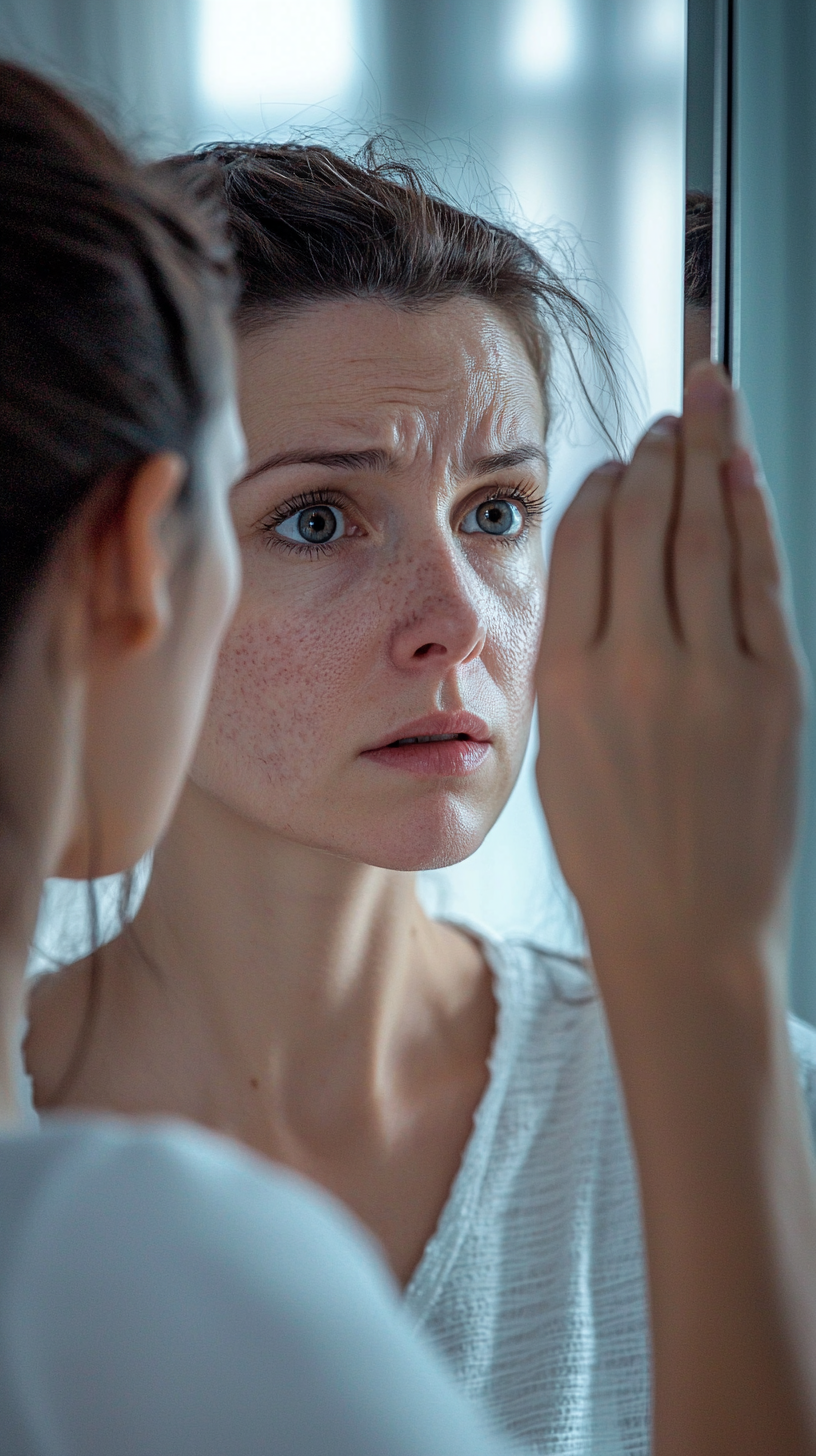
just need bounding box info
[405,936,816,1456]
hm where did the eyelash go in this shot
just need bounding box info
[260,482,548,557]
[478,483,549,543]
[261,489,348,558]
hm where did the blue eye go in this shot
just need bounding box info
[275,504,346,545]
[461,499,524,537]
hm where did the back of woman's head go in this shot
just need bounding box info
[195,139,621,445]
[0,63,236,660]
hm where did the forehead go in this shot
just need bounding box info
[236,298,546,462]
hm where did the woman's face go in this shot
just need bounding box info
[192,298,547,870]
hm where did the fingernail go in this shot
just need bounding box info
[647,415,679,439]
[685,362,731,409]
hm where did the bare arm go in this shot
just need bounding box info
[536,363,816,1456]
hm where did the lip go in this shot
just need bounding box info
[360,711,492,778]
[364,711,491,753]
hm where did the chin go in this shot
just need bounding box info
[307,796,498,873]
[193,753,519,873]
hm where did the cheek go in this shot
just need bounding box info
[484,567,545,714]
[195,590,376,782]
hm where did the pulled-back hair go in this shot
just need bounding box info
[0,63,236,660]
[193,140,623,447]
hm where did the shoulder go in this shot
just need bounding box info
[0,1121,380,1447]
[478,943,816,1138]
[464,932,610,1109]
[23,959,93,1106]
[0,1115,387,1299]
[0,1120,505,1456]
[478,932,597,1020]
[486,940,816,1076]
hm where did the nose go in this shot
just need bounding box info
[388,554,487,673]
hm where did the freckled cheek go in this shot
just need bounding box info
[482,574,545,716]
[198,594,378,772]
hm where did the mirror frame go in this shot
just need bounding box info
[685,0,736,372]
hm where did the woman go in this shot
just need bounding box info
[0,65,522,1456]
[26,143,816,1455]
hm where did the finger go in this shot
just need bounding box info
[607,415,679,646]
[726,447,794,663]
[542,462,623,653]
[674,362,737,653]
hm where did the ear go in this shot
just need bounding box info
[91,452,187,658]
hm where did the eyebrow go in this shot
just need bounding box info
[469,446,548,475]
[237,448,391,485]
[236,442,547,487]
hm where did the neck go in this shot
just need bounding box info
[0,593,77,1129]
[0,830,45,1127]
[126,780,480,1129]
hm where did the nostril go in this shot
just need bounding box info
[414,642,445,658]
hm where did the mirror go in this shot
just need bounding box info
[3,0,687,970]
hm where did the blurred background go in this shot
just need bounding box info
[0,1,685,966]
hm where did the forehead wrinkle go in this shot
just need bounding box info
[239,306,546,490]
[447,375,547,480]
[354,383,546,488]
[286,329,512,429]
[240,388,545,494]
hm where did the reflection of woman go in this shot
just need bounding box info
[0,72,515,1455]
[28,145,816,1455]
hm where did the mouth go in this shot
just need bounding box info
[361,713,492,778]
[390,731,473,746]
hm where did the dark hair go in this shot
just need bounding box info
[685,190,712,309]
[188,139,624,449]
[0,62,237,661]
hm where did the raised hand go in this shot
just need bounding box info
[537,364,803,993]
[536,362,816,1456]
